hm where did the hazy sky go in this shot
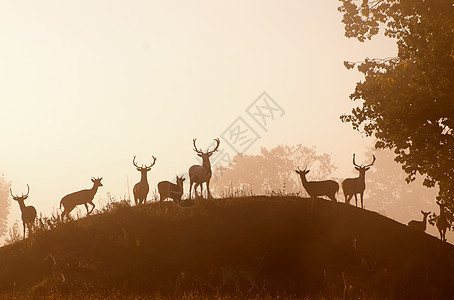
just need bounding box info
[1,1,411,230]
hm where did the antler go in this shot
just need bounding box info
[353,153,360,167]
[146,156,157,168]
[133,156,140,168]
[364,155,376,167]
[10,184,30,199]
[23,184,30,198]
[206,138,220,155]
[192,138,203,154]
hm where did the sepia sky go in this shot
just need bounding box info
[4,1,439,237]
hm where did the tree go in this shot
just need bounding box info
[338,0,454,219]
[211,145,337,196]
[0,175,11,237]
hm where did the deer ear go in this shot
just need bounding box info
[91,179,95,183]
[197,153,202,157]
[354,167,360,171]
[421,210,424,214]
[182,178,186,182]
[365,167,370,171]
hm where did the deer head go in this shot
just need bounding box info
[133,156,157,175]
[176,175,186,186]
[192,138,220,164]
[352,154,376,176]
[91,177,103,187]
[10,184,30,202]
[421,210,431,219]
[295,167,310,176]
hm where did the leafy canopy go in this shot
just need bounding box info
[339,0,454,217]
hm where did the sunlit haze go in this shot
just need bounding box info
[3,1,436,237]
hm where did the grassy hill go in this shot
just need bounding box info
[0,196,453,299]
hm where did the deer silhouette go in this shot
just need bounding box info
[189,138,220,200]
[433,201,451,241]
[10,184,36,239]
[342,154,376,209]
[60,178,103,221]
[132,155,156,205]
[408,210,431,232]
[158,175,185,204]
[295,167,339,212]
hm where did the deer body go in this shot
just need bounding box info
[11,184,36,239]
[342,154,376,209]
[408,210,431,232]
[295,168,339,211]
[158,175,185,203]
[435,201,451,241]
[60,178,102,220]
[189,138,220,200]
[132,156,156,205]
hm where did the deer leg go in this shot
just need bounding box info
[206,180,212,199]
[311,196,315,212]
[189,181,194,200]
[23,221,26,239]
[88,202,95,214]
[199,184,204,199]
[360,192,364,209]
[84,203,89,214]
[346,194,353,204]
[193,183,200,198]
[354,194,358,207]
[62,205,75,221]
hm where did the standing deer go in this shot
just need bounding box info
[132,155,156,205]
[188,138,220,200]
[408,210,431,232]
[158,175,185,203]
[295,167,339,211]
[342,154,376,209]
[60,178,103,221]
[434,200,451,241]
[10,184,36,239]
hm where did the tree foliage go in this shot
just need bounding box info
[212,145,336,196]
[339,0,454,218]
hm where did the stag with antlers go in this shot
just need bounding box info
[342,154,376,209]
[189,138,220,200]
[11,184,36,239]
[431,201,451,241]
[295,167,339,212]
[60,178,103,221]
[133,155,156,205]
